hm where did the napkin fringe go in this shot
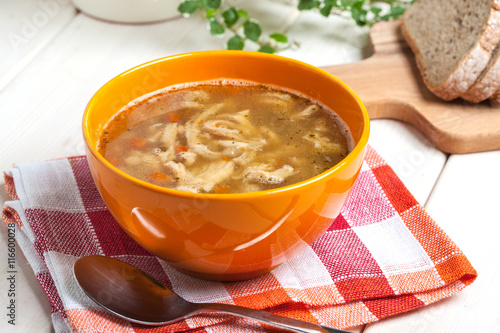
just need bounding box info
[2,204,22,227]
[3,172,18,200]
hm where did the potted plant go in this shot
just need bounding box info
[177,0,415,53]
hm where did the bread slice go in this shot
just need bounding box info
[491,88,500,103]
[461,43,500,103]
[401,0,500,101]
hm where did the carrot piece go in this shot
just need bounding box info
[223,156,230,162]
[129,138,146,149]
[167,112,181,123]
[176,145,188,153]
[152,172,170,182]
[213,185,230,194]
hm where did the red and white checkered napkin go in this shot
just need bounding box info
[2,146,476,332]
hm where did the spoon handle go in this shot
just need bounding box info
[193,302,350,333]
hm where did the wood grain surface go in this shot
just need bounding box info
[323,20,500,154]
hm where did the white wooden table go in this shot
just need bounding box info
[1,1,499,332]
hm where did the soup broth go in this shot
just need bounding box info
[98,81,353,194]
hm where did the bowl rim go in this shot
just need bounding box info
[83,50,370,201]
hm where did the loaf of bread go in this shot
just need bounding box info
[401,0,500,101]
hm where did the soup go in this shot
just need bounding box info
[98,80,353,194]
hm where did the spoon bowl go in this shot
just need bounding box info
[74,255,350,333]
[74,255,191,325]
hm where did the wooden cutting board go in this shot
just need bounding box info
[322,20,500,154]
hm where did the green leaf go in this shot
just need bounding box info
[243,20,262,42]
[227,35,245,50]
[269,33,288,43]
[351,8,360,24]
[178,0,199,15]
[205,8,217,18]
[320,4,333,17]
[340,0,351,7]
[298,0,320,10]
[209,17,225,35]
[380,13,391,21]
[237,9,248,20]
[321,0,336,14]
[222,7,239,28]
[351,6,368,26]
[370,6,383,16]
[389,5,406,18]
[200,0,220,10]
[351,0,364,10]
[258,45,276,53]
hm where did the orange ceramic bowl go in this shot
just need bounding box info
[83,51,369,281]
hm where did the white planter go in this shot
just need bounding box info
[72,0,180,23]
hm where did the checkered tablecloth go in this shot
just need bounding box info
[2,146,476,332]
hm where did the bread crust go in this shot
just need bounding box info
[461,50,500,103]
[402,0,500,101]
[491,89,500,103]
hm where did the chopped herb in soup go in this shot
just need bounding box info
[98,80,353,194]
